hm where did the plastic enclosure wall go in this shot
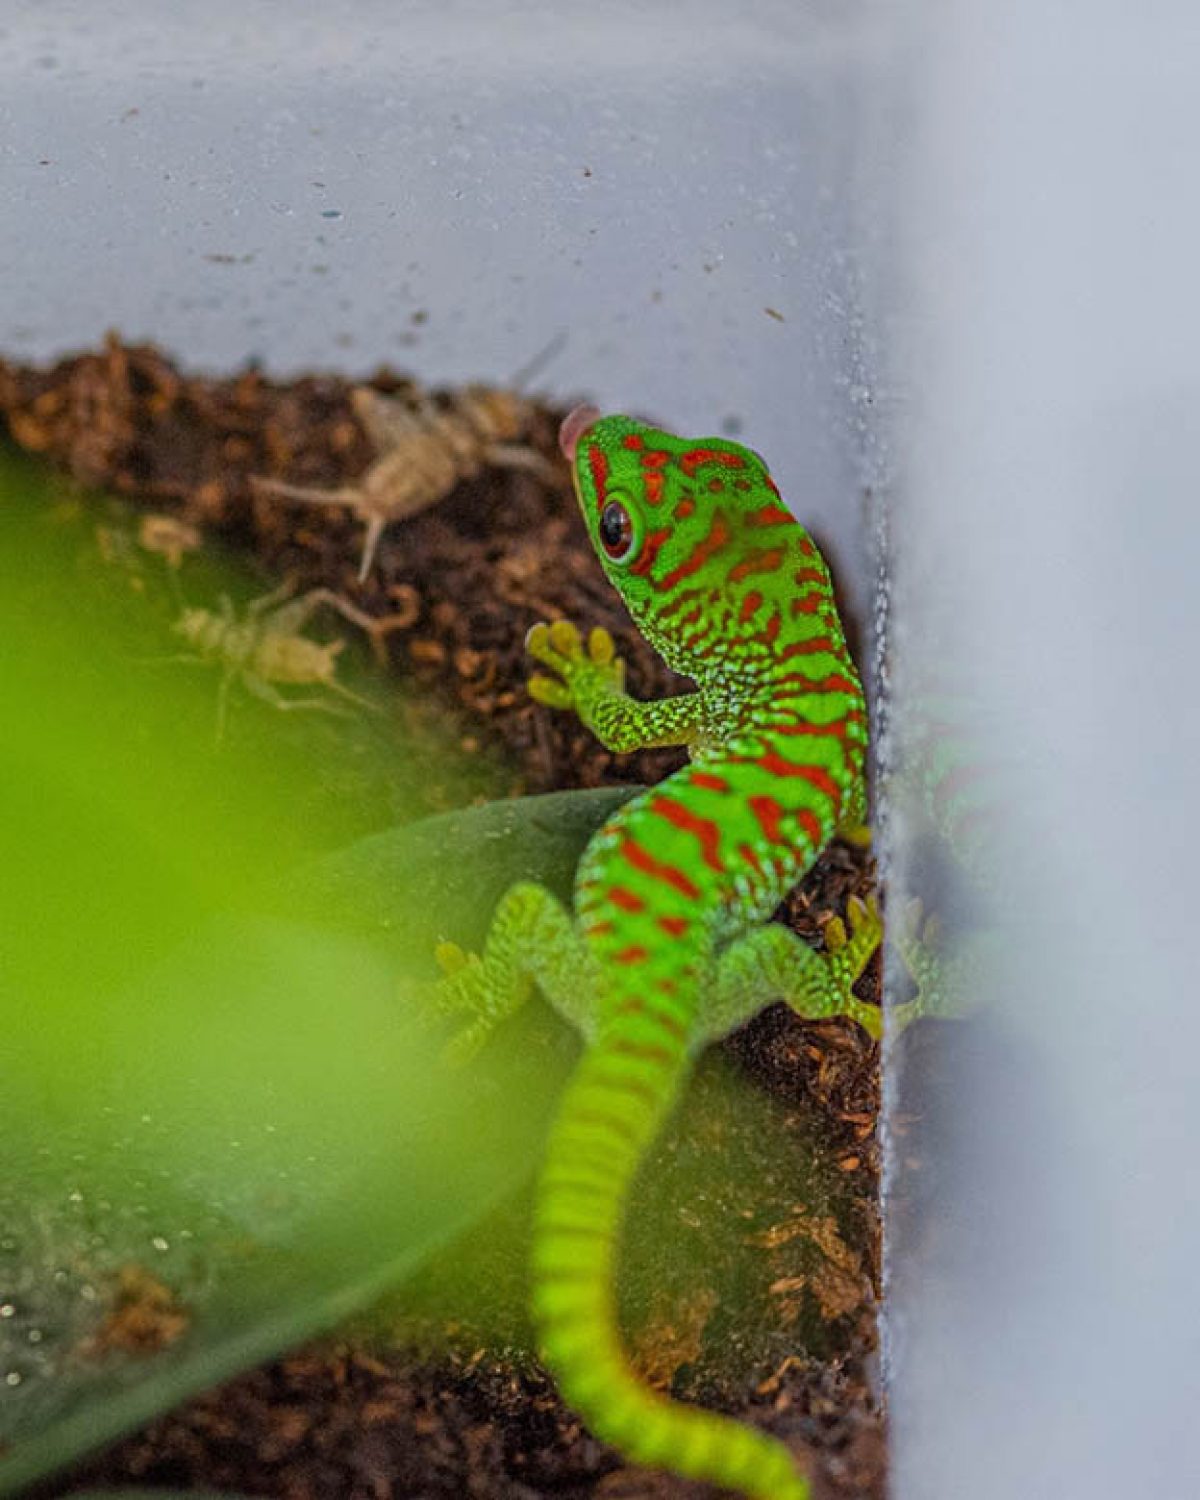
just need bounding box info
[884,4,1200,1499]
[1,0,892,620]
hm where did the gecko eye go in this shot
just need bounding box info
[598,496,637,563]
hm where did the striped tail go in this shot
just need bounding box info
[531,1014,811,1500]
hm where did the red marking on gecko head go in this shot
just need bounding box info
[679,447,746,477]
[558,404,602,462]
[589,444,610,512]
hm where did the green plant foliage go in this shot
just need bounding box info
[0,450,635,1494]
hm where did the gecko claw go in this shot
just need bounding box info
[823,915,848,952]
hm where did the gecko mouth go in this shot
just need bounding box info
[558,404,602,463]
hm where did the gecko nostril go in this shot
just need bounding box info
[558,404,602,462]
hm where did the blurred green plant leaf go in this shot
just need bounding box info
[0,449,638,1494]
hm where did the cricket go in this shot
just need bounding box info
[251,382,558,581]
[170,582,398,736]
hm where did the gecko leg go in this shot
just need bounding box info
[432,881,598,1061]
[527,620,706,751]
[703,895,884,1042]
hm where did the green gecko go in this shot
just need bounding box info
[434,404,882,1500]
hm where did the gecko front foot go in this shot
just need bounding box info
[526,619,626,712]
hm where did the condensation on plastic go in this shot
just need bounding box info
[880,4,1200,1499]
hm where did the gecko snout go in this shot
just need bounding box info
[558,404,602,462]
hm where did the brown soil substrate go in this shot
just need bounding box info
[3,338,886,1500]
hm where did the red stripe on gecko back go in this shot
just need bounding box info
[728,547,786,583]
[776,671,861,695]
[608,886,646,913]
[779,636,836,658]
[791,595,823,615]
[619,837,702,900]
[743,503,794,528]
[622,434,645,450]
[796,807,824,847]
[690,770,732,793]
[614,944,650,965]
[752,751,841,801]
[615,997,688,1042]
[649,795,725,873]
[739,842,765,878]
[739,590,764,622]
[657,915,689,937]
[657,513,732,590]
[748,795,787,845]
[773,716,861,743]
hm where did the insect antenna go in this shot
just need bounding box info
[508,329,568,393]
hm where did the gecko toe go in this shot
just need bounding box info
[548,619,582,657]
[587,626,616,665]
[528,674,574,708]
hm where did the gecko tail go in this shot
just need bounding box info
[531,1022,810,1500]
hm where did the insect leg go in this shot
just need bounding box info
[241,673,346,717]
[486,444,559,485]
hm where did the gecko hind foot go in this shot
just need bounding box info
[422,941,511,1064]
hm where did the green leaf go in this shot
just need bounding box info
[0,447,639,1494]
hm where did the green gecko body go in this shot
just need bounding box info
[435,405,881,1500]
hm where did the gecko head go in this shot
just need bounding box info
[558,406,791,667]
